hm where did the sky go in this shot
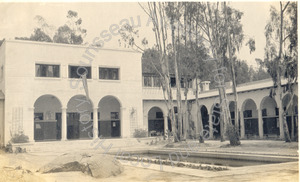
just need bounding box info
[0,1,282,69]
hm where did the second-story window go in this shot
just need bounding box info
[143,76,152,87]
[99,67,119,80]
[36,64,60,78]
[69,66,92,79]
[153,76,161,87]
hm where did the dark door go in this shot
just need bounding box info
[111,120,120,137]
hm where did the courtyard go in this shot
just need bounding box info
[0,139,298,181]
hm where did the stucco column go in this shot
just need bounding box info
[240,111,245,139]
[120,107,128,138]
[143,115,148,130]
[163,115,168,134]
[28,107,35,142]
[278,106,284,139]
[257,108,263,139]
[93,107,98,139]
[209,114,213,139]
[61,107,67,140]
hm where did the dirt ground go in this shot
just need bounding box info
[0,140,298,182]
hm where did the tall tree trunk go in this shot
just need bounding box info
[195,76,204,143]
[291,104,295,140]
[149,2,178,142]
[206,2,230,142]
[278,2,291,142]
[183,79,189,140]
[194,77,199,139]
[224,2,240,145]
[169,6,182,141]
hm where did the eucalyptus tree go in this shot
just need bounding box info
[262,1,297,142]
[193,2,250,145]
[53,10,87,45]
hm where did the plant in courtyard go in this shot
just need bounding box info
[10,131,29,143]
[133,129,148,138]
[194,2,245,144]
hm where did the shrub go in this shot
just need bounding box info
[133,129,148,138]
[226,125,240,146]
[11,132,29,143]
[5,143,12,153]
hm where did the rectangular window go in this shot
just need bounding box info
[143,76,152,87]
[99,67,119,80]
[170,77,176,87]
[180,79,185,88]
[111,112,119,119]
[34,113,44,121]
[153,76,161,87]
[69,66,91,79]
[174,107,178,114]
[36,64,60,77]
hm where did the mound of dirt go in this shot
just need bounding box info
[39,153,124,178]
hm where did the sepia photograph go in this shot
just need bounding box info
[0,0,298,181]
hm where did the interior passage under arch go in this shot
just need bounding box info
[242,99,259,138]
[148,107,164,136]
[34,95,62,141]
[261,96,279,138]
[98,96,121,138]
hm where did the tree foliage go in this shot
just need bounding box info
[53,10,87,45]
[16,28,52,42]
[15,10,86,45]
[261,1,297,142]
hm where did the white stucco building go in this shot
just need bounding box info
[0,40,298,146]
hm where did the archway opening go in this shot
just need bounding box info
[211,103,221,139]
[229,101,235,125]
[34,95,62,141]
[148,107,164,136]
[229,101,240,134]
[282,94,298,138]
[242,99,258,138]
[261,96,279,137]
[98,96,121,138]
[67,95,93,140]
[200,105,209,130]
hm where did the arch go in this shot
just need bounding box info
[211,103,221,139]
[260,96,278,112]
[200,105,209,130]
[241,99,259,137]
[98,95,121,138]
[67,94,94,110]
[34,94,62,141]
[260,96,279,137]
[67,95,93,139]
[148,106,165,136]
[282,94,298,137]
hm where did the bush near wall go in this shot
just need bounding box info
[133,129,148,138]
[10,132,29,143]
